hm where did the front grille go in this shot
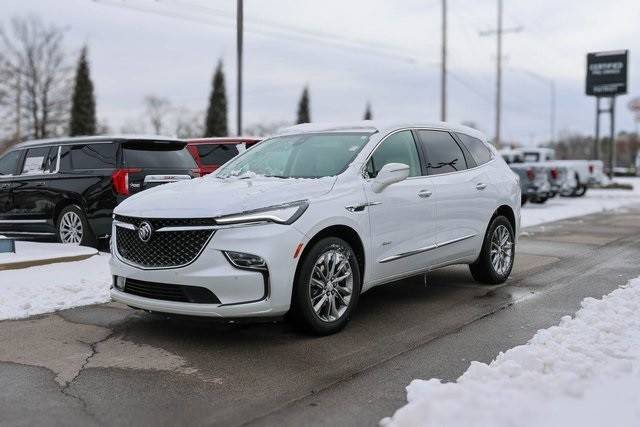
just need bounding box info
[124,278,220,304]
[115,217,214,268]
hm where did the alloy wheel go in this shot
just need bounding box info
[59,211,83,245]
[490,224,513,276]
[309,249,354,323]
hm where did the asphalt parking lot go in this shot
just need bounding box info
[2,205,640,427]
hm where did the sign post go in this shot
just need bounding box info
[586,50,628,178]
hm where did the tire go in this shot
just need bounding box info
[573,185,587,197]
[291,237,361,335]
[56,205,97,247]
[530,196,548,204]
[469,216,515,285]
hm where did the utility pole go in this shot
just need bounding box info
[440,0,447,122]
[479,0,521,148]
[495,0,502,148]
[236,0,243,136]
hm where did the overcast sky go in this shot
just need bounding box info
[3,0,639,144]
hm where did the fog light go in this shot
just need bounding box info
[224,251,267,271]
[114,276,126,290]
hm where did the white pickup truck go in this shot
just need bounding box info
[520,148,606,197]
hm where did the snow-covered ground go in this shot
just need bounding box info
[381,276,640,427]
[521,177,640,228]
[0,252,111,321]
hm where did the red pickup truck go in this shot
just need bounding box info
[186,137,261,176]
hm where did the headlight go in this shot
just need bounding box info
[216,200,308,225]
[223,251,267,271]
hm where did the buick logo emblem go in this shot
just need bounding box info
[138,221,153,242]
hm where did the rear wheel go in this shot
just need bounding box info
[56,205,97,247]
[469,216,515,285]
[573,185,587,197]
[291,237,361,335]
[530,196,548,204]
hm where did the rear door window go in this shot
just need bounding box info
[122,141,196,168]
[456,133,492,165]
[0,151,21,176]
[20,147,51,175]
[416,130,468,175]
[196,143,240,166]
[69,143,117,170]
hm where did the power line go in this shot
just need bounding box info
[92,0,428,63]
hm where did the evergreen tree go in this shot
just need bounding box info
[296,86,311,124]
[69,46,96,136]
[363,102,373,120]
[204,60,228,137]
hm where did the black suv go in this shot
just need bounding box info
[0,136,198,246]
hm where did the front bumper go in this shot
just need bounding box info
[110,222,306,318]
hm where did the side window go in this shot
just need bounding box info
[20,147,51,175]
[196,143,240,166]
[457,133,492,165]
[417,130,468,175]
[69,143,117,170]
[366,131,421,178]
[0,151,21,176]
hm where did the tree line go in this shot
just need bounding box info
[0,15,374,152]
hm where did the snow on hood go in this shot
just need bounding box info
[115,175,337,218]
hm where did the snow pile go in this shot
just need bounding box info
[522,177,640,228]
[381,278,640,427]
[0,253,111,320]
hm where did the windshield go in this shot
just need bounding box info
[216,132,372,179]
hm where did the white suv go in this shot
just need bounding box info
[110,122,520,334]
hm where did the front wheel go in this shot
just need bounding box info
[56,205,97,247]
[291,237,361,335]
[469,216,515,284]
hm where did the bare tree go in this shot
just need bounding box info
[173,107,204,139]
[243,121,291,137]
[144,95,171,135]
[0,15,72,142]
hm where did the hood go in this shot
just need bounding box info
[115,175,337,218]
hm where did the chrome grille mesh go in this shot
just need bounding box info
[115,216,214,268]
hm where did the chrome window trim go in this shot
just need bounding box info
[0,219,48,224]
[360,127,495,181]
[378,233,477,263]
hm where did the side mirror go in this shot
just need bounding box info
[371,163,410,193]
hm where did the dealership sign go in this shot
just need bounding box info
[586,50,628,96]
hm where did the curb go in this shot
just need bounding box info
[0,252,98,271]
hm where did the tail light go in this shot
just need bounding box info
[112,168,141,196]
[550,168,558,180]
[527,168,535,181]
[589,164,594,174]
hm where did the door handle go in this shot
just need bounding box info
[476,183,487,191]
[418,189,432,198]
